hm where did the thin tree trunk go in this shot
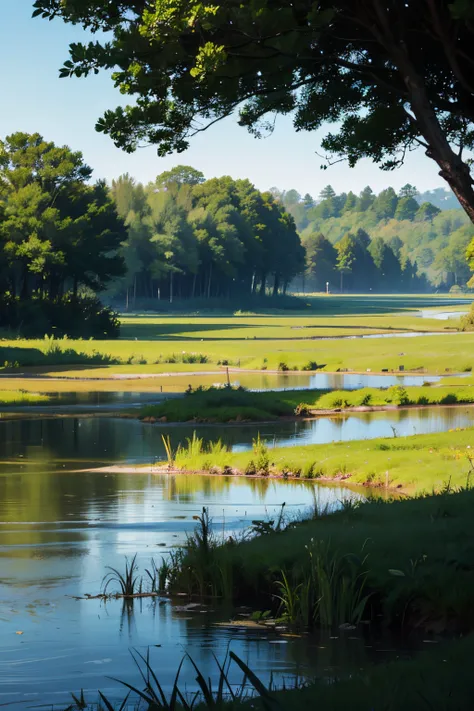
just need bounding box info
[170,271,174,304]
[272,272,280,297]
[125,287,129,311]
[192,273,196,299]
[133,274,137,307]
[259,272,266,296]
[207,263,212,299]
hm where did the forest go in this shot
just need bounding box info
[1,133,474,338]
[276,184,474,292]
[107,174,472,306]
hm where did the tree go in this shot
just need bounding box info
[356,187,375,212]
[415,202,442,222]
[399,184,419,199]
[0,132,125,299]
[389,236,404,258]
[304,232,337,290]
[395,196,419,221]
[372,187,398,220]
[319,185,336,201]
[336,233,356,291]
[303,193,315,208]
[33,0,474,223]
[156,166,205,187]
[283,189,301,207]
[343,191,358,212]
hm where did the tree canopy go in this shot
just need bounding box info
[107,170,305,305]
[33,0,474,223]
[0,132,125,300]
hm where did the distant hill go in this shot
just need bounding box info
[415,188,460,211]
[271,184,472,290]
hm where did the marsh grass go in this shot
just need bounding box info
[174,435,230,470]
[102,554,142,597]
[0,390,51,405]
[65,648,281,711]
[141,383,474,426]
[275,540,370,630]
[170,427,474,494]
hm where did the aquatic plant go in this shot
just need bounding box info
[162,434,175,466]
[65,648,280,711]
[102,554,142,597]
[253,434,270,475]
[275,540,371,630]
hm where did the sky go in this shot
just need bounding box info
[0,1,450,198]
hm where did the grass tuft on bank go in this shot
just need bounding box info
[0,390,51,406]
[168,486,474,637]
[139,384,474,423]
[162,428,474,495]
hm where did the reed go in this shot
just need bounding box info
[101,554,142,597]
[65,648,280,711]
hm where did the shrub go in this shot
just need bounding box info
[245,460,257,476]
[440,393,458,405]
[461,305,474,332]
[0,294,119,338]
[295,403,310,416]
[388,386,411,406]
[253,434,270,475]
[278,361,289,371]
[302,360,319,371]
[417,396,430,405]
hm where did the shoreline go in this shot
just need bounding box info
[74,462,405,495]
[0,365,467,382]
[1,398,474,422]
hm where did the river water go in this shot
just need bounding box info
[1,406,471,706]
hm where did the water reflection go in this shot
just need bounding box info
[0,408,472,471]
[0,460,366,707]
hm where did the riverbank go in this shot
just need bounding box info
[138,384,474,423]
[87,428,474,496]
[168,486,474,634]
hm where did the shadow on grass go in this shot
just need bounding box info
[0,345,119,369]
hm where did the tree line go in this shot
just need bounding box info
[107,166,305,306]
[275,185,474,291]
[0,132,125,336]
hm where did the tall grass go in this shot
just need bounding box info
[174,435,230,470]
[275,540,371,630]
[101,554,142,596]
[65,648,280,711]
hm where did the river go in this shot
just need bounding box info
[0,405,471,706]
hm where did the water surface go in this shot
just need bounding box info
[0,461,370,707]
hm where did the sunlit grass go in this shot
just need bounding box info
[0,390,50,405]
[167,427,474,495]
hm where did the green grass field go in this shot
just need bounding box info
[168,427,474,495]
[140,383,474,422]
[0,296,472,388]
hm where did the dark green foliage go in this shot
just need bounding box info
[141,387,297,423]
[0,132,125,336]
[0,294,119,338]
[34,0,474,224]
[104,173,305,307]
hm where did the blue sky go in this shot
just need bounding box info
[0,1,448,197]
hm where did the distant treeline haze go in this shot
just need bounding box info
[108,170,473,305]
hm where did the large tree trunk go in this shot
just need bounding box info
[372,5,474,223]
